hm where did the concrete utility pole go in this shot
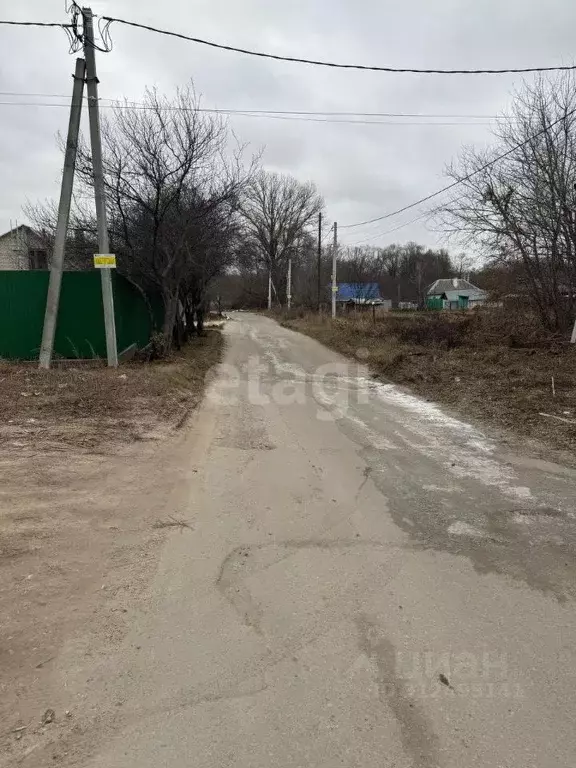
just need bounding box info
[39,58,86,369]
[571,188,576,343]
[268,269,272,310]
[83,6,118,367]
[317,212,322,311]
[287,255,292,310]
[331,222,338,319]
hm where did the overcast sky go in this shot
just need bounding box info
[1,0,575,249]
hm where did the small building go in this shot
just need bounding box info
[336,282,389,306]
[426,278,488,310]
[0,225,48,270]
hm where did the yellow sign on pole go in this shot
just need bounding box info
[93,254,116,269]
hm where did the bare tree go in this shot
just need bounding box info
[73,85,256,348]
[439,73,576,331]
[26,86,257,350]
[239,171,324,308]
[24,197,97,270]
[452,252,478,278]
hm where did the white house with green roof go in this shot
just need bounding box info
[426,278,488,310]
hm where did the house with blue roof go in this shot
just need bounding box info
[336,282,386,306]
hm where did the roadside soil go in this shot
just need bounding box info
[0,331,222,767]
[282,311,576,460]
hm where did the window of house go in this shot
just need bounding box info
[29,249,48,269]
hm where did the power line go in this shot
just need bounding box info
[0,94,511,119]
[0,16,112,52]
[0,20,70,28]
[346,212,432,246]
[0,91,72,98]
[322,225,335,243]
[0,101,501,126]
[348,191,464,247]
[102,15,576,76]
[2,15,575,76]
[233,110,507,119]
[230,112,497,127]
[345,191,466,245]
[340,106,576,229]
[344,192,464,244]
[151,109,508,120]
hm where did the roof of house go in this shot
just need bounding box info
[0,224,41,242]
[336,282,381,301]
[427,277,488,298]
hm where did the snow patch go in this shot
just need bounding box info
[346,413,397,451]
[367,379,536,502]
[368,380,478,435]
[422,484,461,494]
[510,486,533,500]
[448,521,490,538]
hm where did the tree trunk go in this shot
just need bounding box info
[196,305,205,335]
[162,291,179,353]
[173,314,186,350]
[184,302,196,338]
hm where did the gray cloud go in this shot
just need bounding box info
[1,0,575,249]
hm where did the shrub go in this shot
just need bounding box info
[385,314,475,349]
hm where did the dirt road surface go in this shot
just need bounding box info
[12,313,576,767]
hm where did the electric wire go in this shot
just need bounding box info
[2,13,574,74]
[345,212,433,246]
[101,16,576,76]
[0,100,504,126]
[0,20,71,28]
[0,94,512,119]
[340,106,576,229]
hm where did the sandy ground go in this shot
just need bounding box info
[4,315,576,767]
[0,334,222,766]
[0,442,166,765]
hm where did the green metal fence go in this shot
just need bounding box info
[0,271,161,360]
[426,296,444,310]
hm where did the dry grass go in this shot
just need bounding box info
[0,329,224,452]
[283,310,576,456]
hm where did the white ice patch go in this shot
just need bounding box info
[509,486,533,500]
[513,514,532,525]
[367,380,478,434]
[345,413,397,451]
[365,379,536,503]
[422,484,461,494]
[448,521,490,538]
[313,390,396,450]
[446,454,533,501]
